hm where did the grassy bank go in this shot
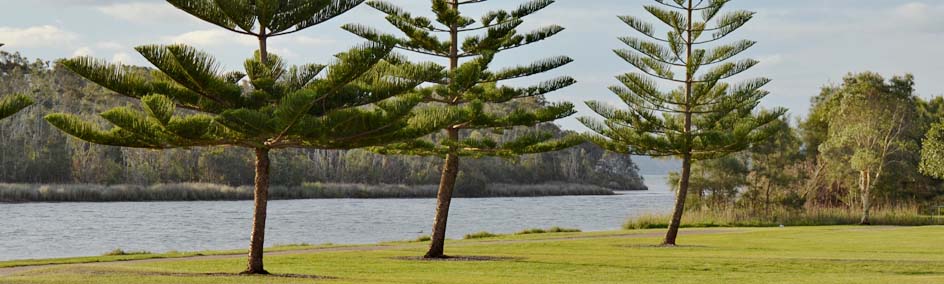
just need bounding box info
[624,206,944,229]
[2,226,943,283]
[0,182,614,202]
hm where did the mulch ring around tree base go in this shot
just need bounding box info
[392,255,521,262]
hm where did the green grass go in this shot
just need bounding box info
[2,226,943,283]
[625,206,944,229]
[0,243,345,269]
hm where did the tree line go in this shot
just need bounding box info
[669,72,944,222]
[0,52,644,190]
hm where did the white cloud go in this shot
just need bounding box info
[891,2,944,33]
[162,29,256,47]
[0,25,78,48]
[72,47,94,57]
[96,2,190,24]
[96,41,124,50]
[757,54,785,67]
[291,36,337,47]
[111,52,136,64]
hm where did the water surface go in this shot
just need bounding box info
[0,176,673,261]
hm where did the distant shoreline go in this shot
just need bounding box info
[0,182,645,203]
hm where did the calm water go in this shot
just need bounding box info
[0,175,673,261]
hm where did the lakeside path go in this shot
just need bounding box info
[2,226,943,283]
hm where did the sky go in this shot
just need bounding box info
[1,0,943,131]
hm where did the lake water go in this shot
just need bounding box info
[0,175,673,261]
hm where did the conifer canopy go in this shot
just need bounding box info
[345,0,583,157]
[581,0,785,159]
[0,94,33,121]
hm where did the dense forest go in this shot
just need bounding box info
[671,72,944,215]
[0,51,645,191]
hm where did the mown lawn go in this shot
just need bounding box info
[2,226,943,283]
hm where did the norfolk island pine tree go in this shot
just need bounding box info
[0,44,34,121]
[344,0,583,258]
[44,0,456,274]
[579,0,785,245]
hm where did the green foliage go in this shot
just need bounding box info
[167,0,363,38]
[49,43,448,151]
[819,73,916,173]
[515,227,581,235]
[347,0,581,158]
[102,249,152,256]
[920,123,944,178]
[463,231,500,239]
[669,154,748,209]
[581,0,785,159]
[0,93,32,120]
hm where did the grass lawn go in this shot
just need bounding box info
[2,226,943,283]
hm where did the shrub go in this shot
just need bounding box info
[103,248,151,256]
[463,231,500,239]
[516,227,582,235]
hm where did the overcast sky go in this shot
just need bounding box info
[2,0,943,131]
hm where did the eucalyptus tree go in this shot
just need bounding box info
[580,0,784,245]
[821,73,916,225]
[345,0,581,258]
[45,0,450,274]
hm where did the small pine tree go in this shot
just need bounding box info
[580,0,785,245]
[46,0,451,274]
[345,0,582,258]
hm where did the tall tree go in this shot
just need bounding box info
[820,73,916,225]
[747,115,802,215]
[45,0,449,274]
[580,0,784,245]
[345,0,581,258]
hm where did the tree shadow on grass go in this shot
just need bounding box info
[391,255,521,262]
[616,244,712,249]
[40,266,335,280]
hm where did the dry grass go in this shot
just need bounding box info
[624,206,944,229]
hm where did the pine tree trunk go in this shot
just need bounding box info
[243,148,271,274]
[663,154,692,246]
[424,0,461,259]
[860,170,872,225]
[426,128,460,258]
[663,0,695,247]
